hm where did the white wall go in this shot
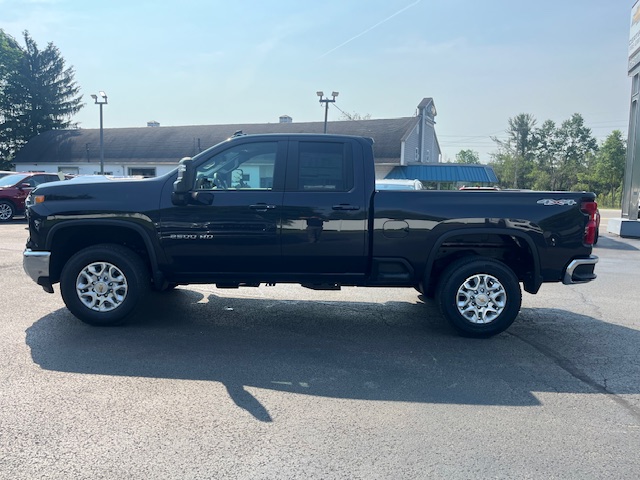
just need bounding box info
[14,164,178,177]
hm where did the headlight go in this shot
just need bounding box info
[25,193,45,208]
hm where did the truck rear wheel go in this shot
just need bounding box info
[60,244,149,326]
[436,256,521,337]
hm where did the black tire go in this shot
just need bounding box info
[436,256,521,338]
[60,244,150,326]
[0,200,15,222]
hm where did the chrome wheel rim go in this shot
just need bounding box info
[456,273,506,324]
[76,262,128,312]
[0,203,12,220]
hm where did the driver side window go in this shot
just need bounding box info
[194,142,277,191]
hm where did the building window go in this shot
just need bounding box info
[127,167,156,178]
[415,147,420,162]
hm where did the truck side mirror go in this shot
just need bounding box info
[172,157,195,205]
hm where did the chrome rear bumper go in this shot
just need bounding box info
[563,255,598,285]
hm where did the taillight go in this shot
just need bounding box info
[581,201,598,245]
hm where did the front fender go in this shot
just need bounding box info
[45,218,165,284]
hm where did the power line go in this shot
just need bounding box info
[330,102,352,119]
[330,102,372,121]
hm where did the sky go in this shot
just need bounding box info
[0,0,634,162]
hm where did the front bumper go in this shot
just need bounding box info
[563,255,598,285]
[23,249,54,293]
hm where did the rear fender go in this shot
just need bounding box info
[424,227,543,294]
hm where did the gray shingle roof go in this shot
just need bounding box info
[14,117,419,165]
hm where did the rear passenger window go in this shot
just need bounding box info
[297,142,353,192]
[32,175,56,185]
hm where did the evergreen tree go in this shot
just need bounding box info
[0,30,22,169]
[0,30,83,169]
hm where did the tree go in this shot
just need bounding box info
[455,149,480,164]
[491,113,600,192]
[339,111,371,121]
[592,130,626,207]
[488,151,515,189]
[0,30,83,169]
[553,113,598,191]
[490,113,537,188]
[0,30,21,80]
[530,119,559,190]
[0,30,22,170]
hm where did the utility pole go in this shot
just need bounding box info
[316,91,339,133]
[90,91,108,174]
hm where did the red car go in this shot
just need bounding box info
[0,172,69,221]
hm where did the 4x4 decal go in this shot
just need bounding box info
[537,199,577,206]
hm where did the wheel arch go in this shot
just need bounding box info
[46,220,162,284]
[423,227,543,296]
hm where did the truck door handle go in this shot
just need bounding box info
[332,204,360,211]
[249,203,277,212]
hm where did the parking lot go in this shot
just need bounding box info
[1,214,639,479]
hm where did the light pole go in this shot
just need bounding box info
[90,91,108,174]
[317,91,339,133]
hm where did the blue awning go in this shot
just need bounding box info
[385,164,498,183]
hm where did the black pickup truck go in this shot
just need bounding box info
[23,133,598,337]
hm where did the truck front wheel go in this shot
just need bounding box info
[60,244,150,326]
[436,257,521,337]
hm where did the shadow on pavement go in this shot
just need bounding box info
[594,234,640,251]
[25,288,640,423]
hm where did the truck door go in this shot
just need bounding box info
[159,139,286,275]
[280,138,368,276]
